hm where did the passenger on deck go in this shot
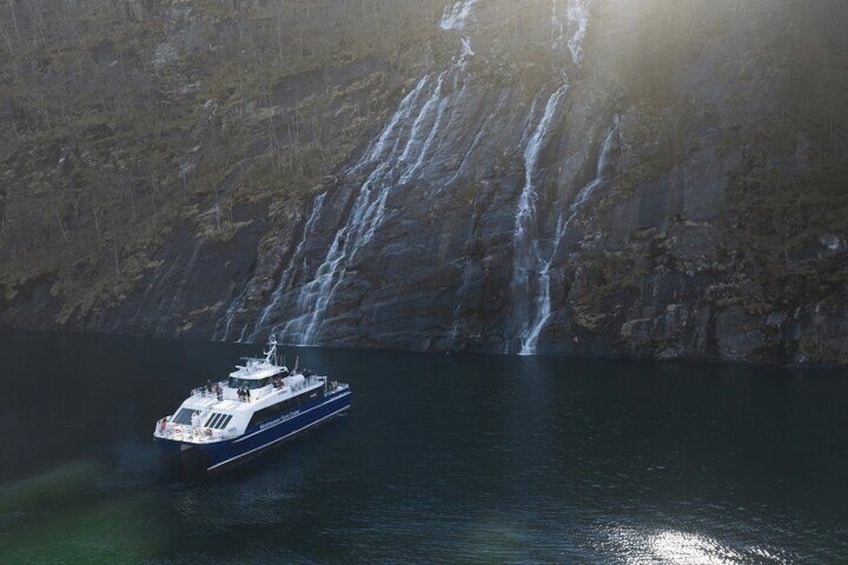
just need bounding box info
[216,383,223,401]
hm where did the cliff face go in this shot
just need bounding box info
[0,0,446,331]
[2,0,848,366]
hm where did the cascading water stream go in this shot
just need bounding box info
[348,77,431,178]
[551,0,588,63]
[567,0,589,65]
[247,193,327,342]
[218,0,605,352]
[440,0,477,31]
[511,0,592,355]
[213,284,249,342]
[517,117,620,355]
[518,213,565,355]
[212,71,427,344]
[510,85,569,355]
[397,71,450,186]
[273,0,479,345]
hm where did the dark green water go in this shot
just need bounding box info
[1,331,847,563]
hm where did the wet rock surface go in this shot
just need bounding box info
[2,0,848,366]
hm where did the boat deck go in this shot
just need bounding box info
[154,337,350,454]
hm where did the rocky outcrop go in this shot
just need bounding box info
[2,0,848,366]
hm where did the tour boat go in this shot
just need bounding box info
[153,337,351,473]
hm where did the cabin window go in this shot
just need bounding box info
[228,377,273,390]
[249,403,282,428]
[172,408,195,425]
[204,413,233,430]
[248,396,304,428]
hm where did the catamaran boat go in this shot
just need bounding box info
[153,337,351,473]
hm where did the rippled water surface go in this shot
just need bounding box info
[1,332,847,563]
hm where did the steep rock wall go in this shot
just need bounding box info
[217,0,848,366]
[2,0,848,366]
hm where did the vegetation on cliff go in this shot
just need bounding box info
[1,0,847,365]
[0,0,444,322]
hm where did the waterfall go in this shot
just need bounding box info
[220,71,432,345]
[213,194,328,343]
[510,0,594,355]
[567,0,589,66]
[275,1,478,345]
[247,193,326,342]
[220,0,605,351]
[510,85,569,355]
[440,0,477,31]
[349,76,431,177]
[213,285,249,342]
[551,0,587,62]
[518,213,566,355]
[234,72,430,345]
[287,71,451,343]
[397,71,450,185]
[517,117,620,355]
[460,37,475,57]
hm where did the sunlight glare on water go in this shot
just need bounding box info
[599,524,795,564]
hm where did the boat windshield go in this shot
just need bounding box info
[228,377,271,390]
[172,408,195,425]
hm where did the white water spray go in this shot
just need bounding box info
[567,0,589,65]
[518,212,566,355]
[214,285,249,342]
[510,0,595,355]
[511,85,568,355]
[517,117,619,355]
[248,193,326,341]
[440,0,477,31]
[279,2,480,345]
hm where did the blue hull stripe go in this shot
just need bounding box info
[234,391,350,443]
[206,393,351,471]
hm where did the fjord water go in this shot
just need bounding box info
[1,332,847,563]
